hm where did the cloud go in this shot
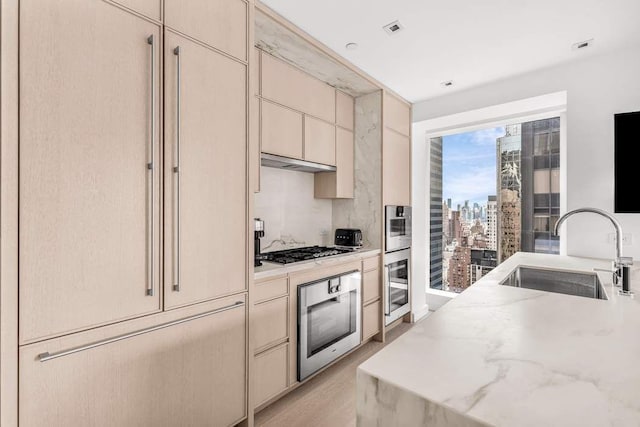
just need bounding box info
[470,126,506,146]
[443,165,496,206]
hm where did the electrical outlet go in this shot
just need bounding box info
[608,233,633,245]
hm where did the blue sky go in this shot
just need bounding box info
[442,126,505,210]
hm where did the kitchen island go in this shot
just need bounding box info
[357,252,640,427]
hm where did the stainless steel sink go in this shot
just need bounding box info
[499,266,608,300]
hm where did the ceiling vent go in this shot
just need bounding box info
[383,20,403,35]
[572,38,594,50]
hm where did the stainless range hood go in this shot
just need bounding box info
[261,153,336,173]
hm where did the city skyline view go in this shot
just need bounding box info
[442,126,504,208]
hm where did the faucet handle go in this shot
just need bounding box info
[616,256,634,267]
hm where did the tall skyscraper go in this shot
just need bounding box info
[520,117,560,254]
[497,124,522,262]
[487,195,498,250]
[429,137,444,290]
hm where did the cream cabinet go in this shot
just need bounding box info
[304,115,336,166]
[19,296,247,427]
[254,342,289,408]
[384,92,411,137]
[261,99,304,159]
[362,256,381,342]
[336,90,354,130]
[261,51,335,123]
[163,30,247,309]
[19,0,162,343]
[164,0,248,61]
[382,92,412,207]
[253,275,290,410]
[315,127,354,199]
[113,0,161,21]
[362,301,382,341]
[383,128,411,207]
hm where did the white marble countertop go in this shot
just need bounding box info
[357,252,640,427]
[254,247,381,281]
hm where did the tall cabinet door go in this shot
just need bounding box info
[19,0,162,343]
[164,31,247,309]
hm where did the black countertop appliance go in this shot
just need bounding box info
[254,218,265,267]
[334,228,363,248]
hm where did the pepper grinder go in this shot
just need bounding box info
[254,218,265,267]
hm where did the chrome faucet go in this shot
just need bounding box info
[554,207,633,296]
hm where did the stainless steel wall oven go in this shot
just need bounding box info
[297,270,361,381]
[384,248,411,325]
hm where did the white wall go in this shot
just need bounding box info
[254,167,333,251]
[413,45,640,269]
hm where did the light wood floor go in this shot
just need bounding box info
[254,321,414,427]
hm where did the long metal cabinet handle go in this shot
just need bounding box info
[384,266,391,316]
[146,34,155,297]
[38,301,245,362]
[173,46,182,292]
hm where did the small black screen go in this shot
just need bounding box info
[615,111,640,213]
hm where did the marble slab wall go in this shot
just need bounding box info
[255,166,333,252]
[332,91,383,249]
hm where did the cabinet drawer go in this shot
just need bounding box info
[164,0,247,61]
[304,116,335,166]
[254,296,288,352]
[362,256,380,272]
[254,343,289,408]
[336,90,354,130]
[254,276,288,303]
[362,269,380,304]
[261,52,335,123]
[362,300,381,341]
[261,100,303,159]
[19,296,247,426]
[384,92,411,137]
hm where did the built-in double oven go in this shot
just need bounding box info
[297,270,361,381]
[384,205,411,325]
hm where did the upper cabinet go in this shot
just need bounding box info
[315,127,354,199]
[336,90,355,131]
[304,115,336,166]
[382,92,412,206]
[261,52,335,123]
[383,91,411,137]
[261,99,303,159]
[164,0,248,61]
[112,0,162,21]
[19,0,162,343]
[163,30,247,309]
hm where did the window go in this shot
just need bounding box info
[429,117,561,293]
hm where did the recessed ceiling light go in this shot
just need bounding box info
[440,80,454,88]
[572,38,594,50]
[383,20,404,35]
[345,42,358,50]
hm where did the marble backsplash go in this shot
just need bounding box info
[254,166,333,252]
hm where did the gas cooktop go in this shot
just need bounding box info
[262,245,354,265]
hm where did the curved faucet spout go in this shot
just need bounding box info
[553,207,624,260]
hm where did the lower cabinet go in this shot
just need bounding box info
[363,300,382,341]
[19,295,247,427]
[362,256,382,342]
[253,276,290,410]
[254,342,289,408]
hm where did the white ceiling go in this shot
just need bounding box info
[259,0,640,103]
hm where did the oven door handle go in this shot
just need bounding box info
[384,265,391,316]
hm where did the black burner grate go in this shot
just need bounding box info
[262,246,354,264]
